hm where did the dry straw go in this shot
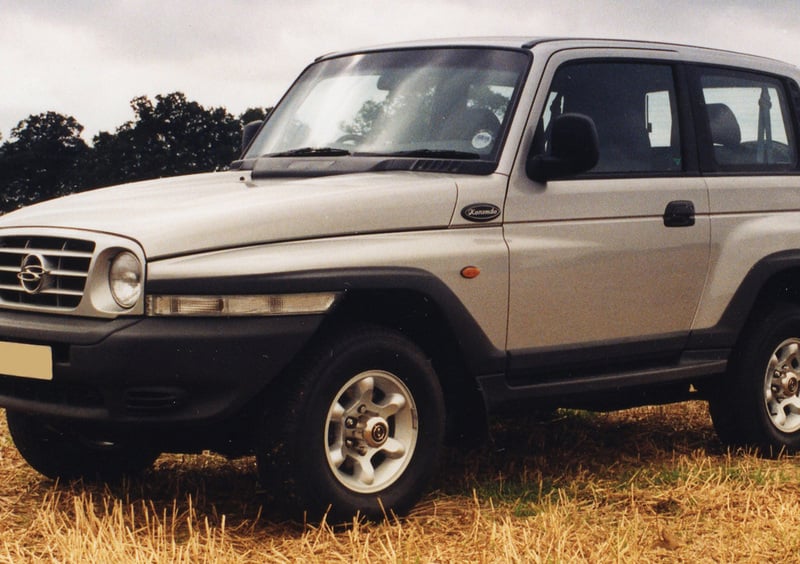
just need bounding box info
[1,403,799,562]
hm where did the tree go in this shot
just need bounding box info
[86,92,243,188]
[0,96,273,210]
[240,106,271,125]
[0,112,88,211]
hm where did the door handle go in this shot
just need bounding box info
[663,200,695,227]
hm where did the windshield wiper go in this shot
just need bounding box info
[378,149,481,160]
[266,147,351,157]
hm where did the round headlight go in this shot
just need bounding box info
[109,251,142,308]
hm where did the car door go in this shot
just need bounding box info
[504,49,710,379]
[688,64,800,336]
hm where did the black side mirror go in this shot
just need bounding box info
[526,113,599,182]
[241,120,264,155]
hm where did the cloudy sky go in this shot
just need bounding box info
[2,0,799,142]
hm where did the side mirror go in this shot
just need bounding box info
[526,113,599,182]
[241,120,264,155]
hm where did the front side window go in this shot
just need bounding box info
[245,48,530,162]
[699,68,797,170]
[537,61,682,174]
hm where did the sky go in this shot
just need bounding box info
[2,0,800,143]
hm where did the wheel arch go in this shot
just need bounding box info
[320,286,493,444]
[148,266,504,443]
[691,250,800,350]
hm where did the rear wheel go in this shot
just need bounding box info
[709,304,800,454]
[257,325,445,521]
[6,411,160,481]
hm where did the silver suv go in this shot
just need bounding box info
[1,38,800,520]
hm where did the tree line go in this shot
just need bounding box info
[0,92,269,212]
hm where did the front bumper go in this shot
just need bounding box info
[0,310,323,424]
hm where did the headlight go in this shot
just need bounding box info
[109,251,142,308]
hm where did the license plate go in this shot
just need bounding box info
[0,341,53,381]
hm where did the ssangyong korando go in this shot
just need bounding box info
[3,38,800,520]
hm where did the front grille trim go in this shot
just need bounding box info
[0,236,95,310]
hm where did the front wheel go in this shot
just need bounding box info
[324,369,420,495]
[257,325,445,521]
[709,305,800,454]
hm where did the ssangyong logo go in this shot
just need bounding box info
[17,254,51,294]
[461,203,501,223]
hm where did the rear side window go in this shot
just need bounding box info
[698,68,797,170]
[538,62,681,174]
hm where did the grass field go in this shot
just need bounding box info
[1,402,799,562]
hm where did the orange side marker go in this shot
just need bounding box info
[460,266,481,279]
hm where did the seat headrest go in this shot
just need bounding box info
[706,103,741,148]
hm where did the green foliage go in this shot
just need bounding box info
[239,106,270,125]
[86,93,240,188]
[0,112,89,210]
[0,95,272,212]
[341,100,385,137]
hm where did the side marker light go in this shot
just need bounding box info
[460,266,481,279]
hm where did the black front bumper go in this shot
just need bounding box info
[0,310,323,425]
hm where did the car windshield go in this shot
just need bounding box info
[245,47,531,161]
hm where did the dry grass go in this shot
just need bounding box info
[1,402,800,562]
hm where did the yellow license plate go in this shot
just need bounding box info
[0,341,53,381]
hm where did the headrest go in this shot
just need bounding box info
[706,103,741,148]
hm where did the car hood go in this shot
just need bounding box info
[0,170,458,258]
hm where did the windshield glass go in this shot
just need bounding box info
[245,48,531,161]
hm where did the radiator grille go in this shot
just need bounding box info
[0,236,95,310]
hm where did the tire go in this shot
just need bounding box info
[6,411,160,481]
[257,325,445,522]
[709,304,800,455]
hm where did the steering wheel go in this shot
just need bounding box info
[335,134,363,147]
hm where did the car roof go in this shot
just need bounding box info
[315,37,796,73]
